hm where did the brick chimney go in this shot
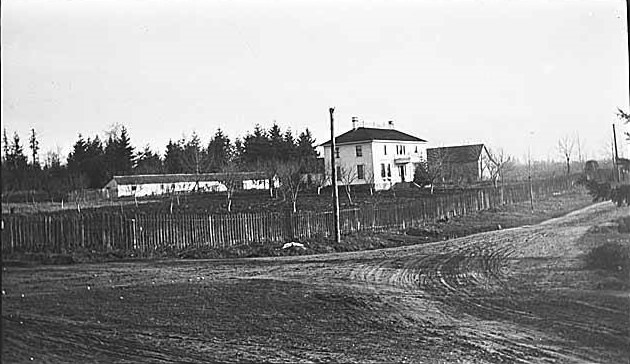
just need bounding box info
[352,116,359,130]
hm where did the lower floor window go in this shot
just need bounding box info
[357,164,365,180]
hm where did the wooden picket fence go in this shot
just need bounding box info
[1,177,575,256]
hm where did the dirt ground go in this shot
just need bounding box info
[2,202,629,363]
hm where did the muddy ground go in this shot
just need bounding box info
[2,202,629,363]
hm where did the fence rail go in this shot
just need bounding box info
[2,177,575,256]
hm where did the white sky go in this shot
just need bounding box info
[2,0,629,162]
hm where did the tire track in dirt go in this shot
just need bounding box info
[329,202,627,363]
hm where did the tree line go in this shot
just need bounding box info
[1,123,320,202]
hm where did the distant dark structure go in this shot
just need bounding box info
[584,160,599,181]
[427,144,490,184]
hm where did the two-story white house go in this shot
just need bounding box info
[321,120,428,190]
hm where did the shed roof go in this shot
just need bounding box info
[321,127,426,146]
[106,172,268,187]
[427,144,486,164]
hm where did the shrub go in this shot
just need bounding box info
[585,242,630,273]
[618,216,630,234]
[578,178,612,202]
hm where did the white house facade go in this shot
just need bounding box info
[321,123,428,190]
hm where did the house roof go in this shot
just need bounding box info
[321,127,426,147]
[106,172,268,187]
[427,144,486,164]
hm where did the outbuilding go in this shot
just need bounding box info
[103,172,274,198]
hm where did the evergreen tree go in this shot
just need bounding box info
[297,128,318,160]
[67,134,88,171]
[283,128,297,161]
[181,132,210,174]
[84,136,107,188]
[297,128,319,172]
[2,132,29,193]
[104,126,134,178]
[135,145,163,174]
[118,126,135,173]
[1,129,10,162]
[8,132,28,170]
[207,128,233,172]
[268,122,284,161]
[164,139,185,174]
[29,128,40,168]
[242,124,269,166]
[233,137,245,165]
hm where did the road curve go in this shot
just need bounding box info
[258,202,629,363]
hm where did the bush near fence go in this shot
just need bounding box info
[1,177,577,257]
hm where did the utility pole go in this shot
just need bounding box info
[330,107,341,243]
[528,154,534,212]
[528,131,534,212]
[613,123,620,182]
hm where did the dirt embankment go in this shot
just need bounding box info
[2,202,629,363]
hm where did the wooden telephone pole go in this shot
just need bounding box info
[329,108,341,243]
[613,123,620,182]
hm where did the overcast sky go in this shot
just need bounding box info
[2,0,628,163]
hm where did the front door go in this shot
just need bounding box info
[399,165,406,182]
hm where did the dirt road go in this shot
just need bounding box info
[3,202,629,363]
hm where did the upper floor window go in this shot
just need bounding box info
[415,146,418,153]
[356,145,363,157]
[384,145,387,155]
[335,147,340,158]
[396,145,407,155]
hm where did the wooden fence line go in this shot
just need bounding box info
[1,177,575,256]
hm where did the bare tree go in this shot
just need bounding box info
[257,159,279,198]
[216,164,242,212]
[364,166,376,196]
[276,160,305,213]
[485,147,513,188]
[575,132,585,164]
[558,135,575,175]
[415,148,448,194]
[337,164,357,204]
[311,172,329,195]
[484,147,514,203]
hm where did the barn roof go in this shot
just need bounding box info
[106,172,268,186]
[427,144,486,164]
[321,127,426,146]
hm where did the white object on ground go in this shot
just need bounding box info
[282,242,306,250]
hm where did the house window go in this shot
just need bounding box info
[356,145,363,157]
[357,165,365,180]
[381,163,386,178]
[131,185,137,191]
[336,166,342,181]
[384,145,387,155]
[335,147,340,158]
[415,146,418,153]
[387,164,392,177]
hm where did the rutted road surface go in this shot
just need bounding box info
[249,202,629,363]
[3,202,629,363]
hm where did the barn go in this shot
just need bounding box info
[103,172,274,198]
[427,144,490,184]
